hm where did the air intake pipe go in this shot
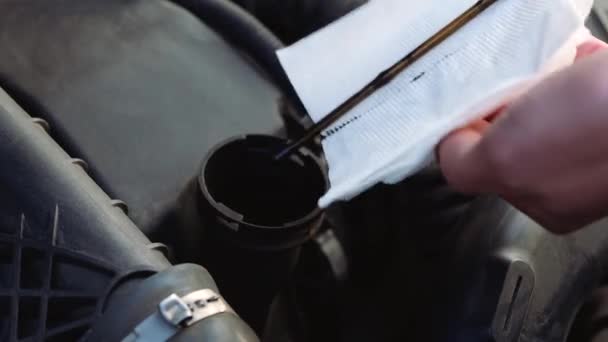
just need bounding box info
[0,87,258,341]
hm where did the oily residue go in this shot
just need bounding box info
[321,114,362,140]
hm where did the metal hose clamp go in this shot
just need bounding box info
[122,289,235,342]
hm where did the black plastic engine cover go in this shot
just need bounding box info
[0,0,284,236]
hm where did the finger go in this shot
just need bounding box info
[469,49,608,194]
[441,50,608,195]
[469,119,492,133]
[435,119,489,163]
[503,49,608,141]
[576,37,608,59]
[485,105,507,122]
[438,127,489,193]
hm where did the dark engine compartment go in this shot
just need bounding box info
[1,0,608,341]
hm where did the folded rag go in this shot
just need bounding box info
[277,0,594,208]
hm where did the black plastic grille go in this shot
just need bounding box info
[0,207,116,341]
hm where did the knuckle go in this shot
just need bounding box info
[572,53,608,107]
[480,137,524,193]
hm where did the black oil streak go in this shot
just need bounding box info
[411,72,426,83]
[322,50,462,140]
[410,51,459,83]
[322,48,465,141]
[321,115,363,140]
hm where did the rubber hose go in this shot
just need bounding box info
[88,264,260,342]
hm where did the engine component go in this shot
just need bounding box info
[89,265,258,342]
[1,0,608,341]
[0,72,257,342]
[178,135,328,334]
[0,0,285,238]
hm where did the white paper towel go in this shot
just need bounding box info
[277,0,594,208]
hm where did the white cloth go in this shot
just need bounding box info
[277,0,594,208]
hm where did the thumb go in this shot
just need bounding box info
[438,121,493,193]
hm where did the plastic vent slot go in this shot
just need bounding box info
[0,208,116,341]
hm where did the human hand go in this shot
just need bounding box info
[438,38,608,234]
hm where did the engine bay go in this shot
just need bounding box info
[1,1,608,341]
